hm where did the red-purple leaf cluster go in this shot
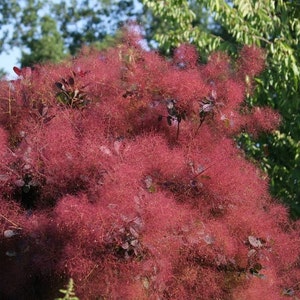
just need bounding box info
[0,33,298,299]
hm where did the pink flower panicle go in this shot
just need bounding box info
[173,43,199,69]
[238,45,265,77]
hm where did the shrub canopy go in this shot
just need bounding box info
[0,32,299,299]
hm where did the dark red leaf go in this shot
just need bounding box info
[13,66,22,76]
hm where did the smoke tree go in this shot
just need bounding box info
[0,31,299,299]
[142,0,300,218]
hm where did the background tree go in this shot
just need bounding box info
[142,0,300,217]
[20,14,66,67]
[0,0,145,67]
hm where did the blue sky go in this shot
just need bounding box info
[0,48,20,78]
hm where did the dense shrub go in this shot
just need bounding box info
[0,31,299,299]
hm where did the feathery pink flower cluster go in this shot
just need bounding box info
[0,33,297,299]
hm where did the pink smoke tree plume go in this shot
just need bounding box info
[0,31,299,299]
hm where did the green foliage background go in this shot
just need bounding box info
[0,0,299,217]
